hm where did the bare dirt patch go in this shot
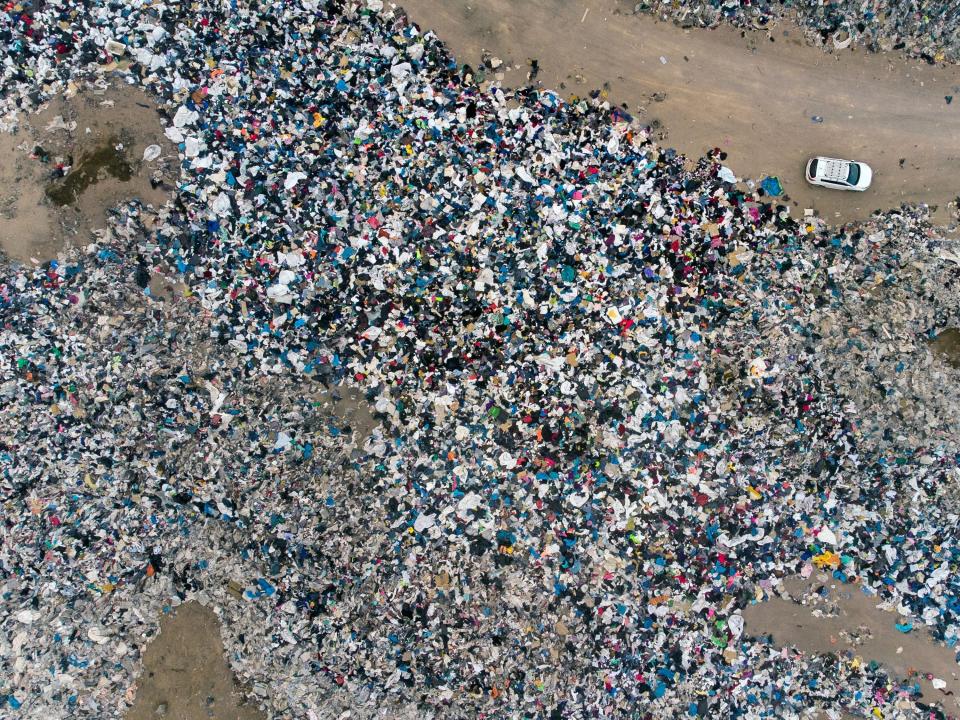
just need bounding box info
[308,384,379,444]
[125,602,264,720]
[744,575,960,710]
[930,328,960,369]
[0,82,177,263]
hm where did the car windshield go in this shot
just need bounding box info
[808,159,818,177]
[846,163,860,185]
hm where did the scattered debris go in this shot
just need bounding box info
[0,3,958,720]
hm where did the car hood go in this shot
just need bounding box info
[856,163,873,188]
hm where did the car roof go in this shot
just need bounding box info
[815,157,852,182]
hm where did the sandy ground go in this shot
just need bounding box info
[397,0,960,228]
[126,603,264,720]
[0,83,177,263]
[931,328,960,369]
[745,575,960,712]
[309,384,379,443]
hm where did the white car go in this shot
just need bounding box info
[805,156,872,191]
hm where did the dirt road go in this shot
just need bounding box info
[398,0,960,227]
[745,576,960,710]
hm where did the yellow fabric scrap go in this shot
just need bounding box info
[813,551,841,569]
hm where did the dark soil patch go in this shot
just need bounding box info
[930,328,960,369]
[45,136,133,206]
[0,83,177,263]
